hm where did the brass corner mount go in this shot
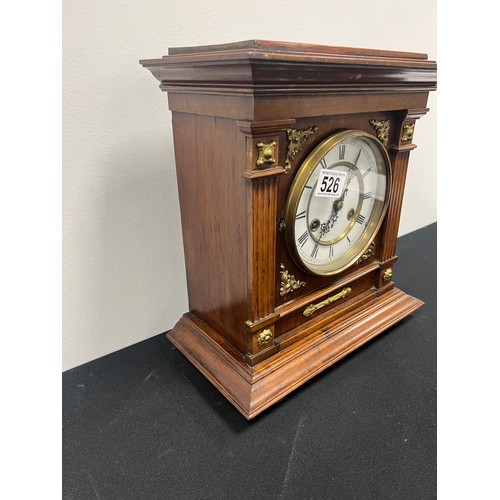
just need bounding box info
[279,263,306,297]
[284,126,318,172]
[369,119,390,147]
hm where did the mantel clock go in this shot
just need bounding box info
[140,40,437,419]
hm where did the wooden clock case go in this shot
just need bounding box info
[140,40,437,420]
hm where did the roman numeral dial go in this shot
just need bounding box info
[284,130,391,276]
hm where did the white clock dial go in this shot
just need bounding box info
[284,130,391,276]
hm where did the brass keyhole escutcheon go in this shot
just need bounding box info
[256,141,277,167]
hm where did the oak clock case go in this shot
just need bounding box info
[140,40,437,420]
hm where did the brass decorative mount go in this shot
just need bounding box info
[256,141,277,167]
[402,123,415,142]
[303,287,352,317]
[369,119,390,147]
[356,241,375,264]
[279,263,306,297]
[257,329,273,345]
[284,126,318,172]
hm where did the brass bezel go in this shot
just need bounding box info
[283,129,392,276]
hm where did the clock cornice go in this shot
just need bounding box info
[140,40,437,97]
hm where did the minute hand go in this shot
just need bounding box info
[346,167,357,187]
[335,168,355,201]
[338,166,359,204]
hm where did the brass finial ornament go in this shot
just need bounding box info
[284,126,318,172]
[279,263,306,297]
[369,119,390,146]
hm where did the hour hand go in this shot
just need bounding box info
[320,200,341,235]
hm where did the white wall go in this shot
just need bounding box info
[62,0,437,370]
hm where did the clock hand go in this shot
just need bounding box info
[346,167,356,186]
[319,167,356,236]
[320,200,341,236]
[338,167,356,201]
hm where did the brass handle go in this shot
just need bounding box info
[303,287,351,317]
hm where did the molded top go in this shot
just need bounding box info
[167,39,430,61]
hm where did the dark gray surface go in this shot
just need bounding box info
[63,223,436,500]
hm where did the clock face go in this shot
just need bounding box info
[284,130,391,276]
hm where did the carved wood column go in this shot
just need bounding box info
[377,108,430,285]
[239,120,294,362]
